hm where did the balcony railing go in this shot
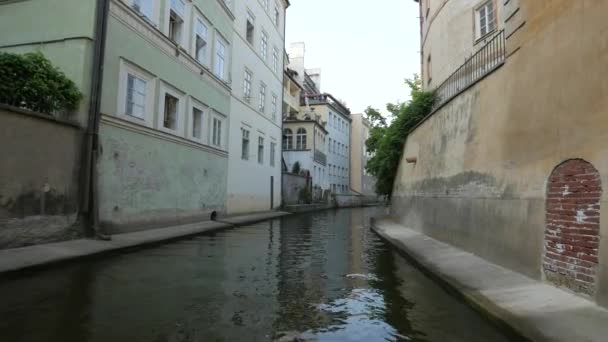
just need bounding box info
[432,30,506,112]
[314,149,327,166]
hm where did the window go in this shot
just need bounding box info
[168,0,186,44]
[132,0,155,21]
[328,113,333,127]
[475,0,495,39]
[283,128,293,150]
[296,128,307,150]
[273,5,280,27]
[271,94,277,121]
[126,74,146,119]
[270,142,276,167]
[163,93,179,130]
[258,136,264,164]
[259,83,266,112]
[241,128,250,160]
[212,116,223,147]
[246,11,255,45]
[215,37,228,80]
[243,69,252,102]
[192,107,203,139]
[194,18,209,65]
[328,138,332,153]
[260,31,268,60]
[272,48,279,73]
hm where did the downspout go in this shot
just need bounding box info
[279,2,289,209]
[82,0,110,239]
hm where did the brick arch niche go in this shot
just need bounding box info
[544,159,602,296]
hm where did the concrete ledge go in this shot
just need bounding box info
[0,211,289,275]
[372,219,608,342]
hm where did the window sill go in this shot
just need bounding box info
[474,29,497,46]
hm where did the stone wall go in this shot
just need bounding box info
[0,105,83,248]
[282,173,307,205]
[391,0,608,306]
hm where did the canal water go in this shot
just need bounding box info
[0,207,518,342]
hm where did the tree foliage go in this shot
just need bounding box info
[365,76,435,198]
[0,51,82,114]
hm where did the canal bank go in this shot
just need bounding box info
[0,211,290,275]
[0,207,517,341]
[372,219,608,342]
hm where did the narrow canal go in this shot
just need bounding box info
[0,207,518,341]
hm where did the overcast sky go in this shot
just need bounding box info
[285,0,421,116]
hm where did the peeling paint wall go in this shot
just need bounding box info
[0,107,83,248]
[392,0,608,305]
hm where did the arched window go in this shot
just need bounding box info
[283,128,293,150]
[296,128,307,149]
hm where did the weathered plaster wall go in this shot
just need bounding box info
[282,173,307,205]
[392,0,608,305]
[0,107,83,248]
[98,124,227,233]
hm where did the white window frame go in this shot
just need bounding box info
[475,0,496,40]
[243,68,253,102]
[130,0,159,24]
[270,141,276,167]
[214,34,229,81]
[260,30,268,60]
[259,82,266,112]
[158,81,185,134]
[273,4,280,27]
[187,97,208,143]
[241,128,250,160]
[117,59,156,128]
[211,111,226,149]
[271,94,277,121]
[166,0,188,46]
[258,136,264,164]
[246,10,255,45]
[192,12,211,67]
[272,47,279,73]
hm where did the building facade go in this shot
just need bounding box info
[392,0,608,306]
[282,69,328,194]
[226,0,288,214]
[350,113,376,196]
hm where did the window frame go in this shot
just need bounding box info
[211,111,226,149]
[214,34,229,81]
[260,30,268,60]
[283,128,293,150]
[272,47,279,73]
[271,93,277,121]
[474,0,496,41]
[192,12,211,67]
[131,0,158,24]
[270,141,276,167]
[243,68,253,102]
[246,10,255,45]
[158,81,185,134]
[117,59,156,128]
[166,0,188,46]
[187,97,208,143]
[296,128,307,150]
[258,82,266,112]
[241,128,251,160]
[258,136,265,164]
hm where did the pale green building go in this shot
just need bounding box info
[0,0,234,234]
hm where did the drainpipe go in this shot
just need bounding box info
[82,0,110,239]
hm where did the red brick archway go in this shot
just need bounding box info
[544,159,602,296]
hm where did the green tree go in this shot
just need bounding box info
[365,75,435,198]
[0,51,82,114]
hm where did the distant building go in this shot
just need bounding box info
[350,114,376,196]
[287,42,352,195]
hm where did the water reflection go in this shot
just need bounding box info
[0,208,517,342]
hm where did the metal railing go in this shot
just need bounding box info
[432,30,506,112]
[314,149,327,166]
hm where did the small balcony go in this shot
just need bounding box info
[432,30,506,112]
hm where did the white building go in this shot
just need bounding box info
[287,42,351,194]
[226,0,289,213]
